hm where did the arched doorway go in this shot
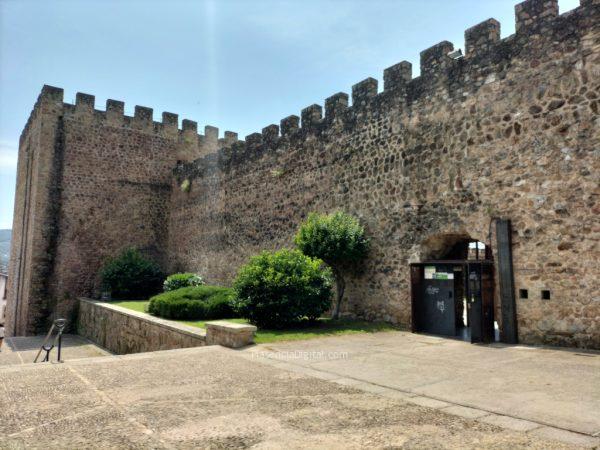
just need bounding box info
[410,236,497,344]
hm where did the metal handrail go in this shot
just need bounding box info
[34,318,67,363]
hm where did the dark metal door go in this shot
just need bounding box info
[410,265,423,332]
[467,263,495,343]
[420,264,456,337]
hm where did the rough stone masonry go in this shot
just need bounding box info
[6,0,600,348]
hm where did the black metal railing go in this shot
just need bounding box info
[34,318,67,363]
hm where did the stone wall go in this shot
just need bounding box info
[6,88,233,336]
[47,96,181,325]
[77,298,206,354]
[77,299,256,353]
[168,0,600,348]
[7,0,600,348]
[6,87,65,336]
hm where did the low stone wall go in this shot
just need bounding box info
[77,298,207,354]
[206,321,257,348]
[77,298,257,355]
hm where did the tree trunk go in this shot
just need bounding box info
[331,268,345,320]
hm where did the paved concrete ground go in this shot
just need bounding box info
[242,331,600,446]
[0,334,111,366]
[0,344,594,449]
[0,344,598,449]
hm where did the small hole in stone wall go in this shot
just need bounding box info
[541,290,551,300]
[519,289,528,299]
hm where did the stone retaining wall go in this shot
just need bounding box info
[77,299,257,354]
[77,298,207,354]
[205,321,258,348]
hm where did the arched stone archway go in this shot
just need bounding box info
[413,231,493,262]
[409,231,497,344]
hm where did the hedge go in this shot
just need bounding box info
[148,285,235,320]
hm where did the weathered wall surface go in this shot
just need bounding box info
[77,299,256,353]
[6,87,65,336]
[6,88,233,335]
[77,298,206,354]
[48,97,179,324]
[7,0,600,348]
[169,1,600,348]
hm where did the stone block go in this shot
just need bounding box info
[465,19,501,56]
[301,104,322,130]
[325,92,349,120]
[280,115,300,135]
[205,321,257,348]
[383,61,412,91]
[352,78,378,108]
[420,41,454,76]
[515,0,558,33]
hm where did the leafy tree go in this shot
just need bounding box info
[233,249,332,328]
[100,248,164,299]
[294,211,369,319]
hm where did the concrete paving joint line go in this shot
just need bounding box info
[250,353,600,441]
[65,365,178,450]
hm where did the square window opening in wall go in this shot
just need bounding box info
[542,290,551,300]
[519,289,528,299]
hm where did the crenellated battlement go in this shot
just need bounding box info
[174,0,598,178]
[515,0,558,33]
[22,84,243,162]
[324,92,349,122]
[465,19,501,57]
[19,85,65,144]
[23,0,598,172]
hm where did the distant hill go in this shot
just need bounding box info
[0,229,11,273]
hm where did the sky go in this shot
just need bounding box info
[0,0,580,229]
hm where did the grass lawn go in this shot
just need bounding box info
[111,300,149,313]
[110,300,400,344]
[249,319,400,344]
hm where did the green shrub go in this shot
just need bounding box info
[100,248,164,300]
[163,273,204,292]
[295,211,369,319]
[148,285,235,320]
[233,249,332,329]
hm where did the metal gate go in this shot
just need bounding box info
[411,261,495,343]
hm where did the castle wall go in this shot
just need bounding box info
[6,87,64,335]
[7,0,599,347]
[168,0,600,348]
[6,89,227,335]
[48,100,176,324]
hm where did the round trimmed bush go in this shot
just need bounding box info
[148,285,235,320]
[100,248,164,299]
[233,249,333,329]
[163,273,204,292]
